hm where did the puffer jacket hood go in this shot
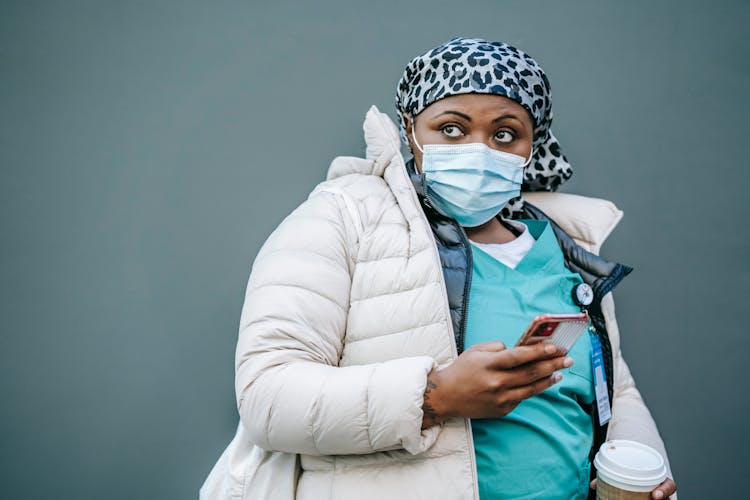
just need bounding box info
[325,105,404,180]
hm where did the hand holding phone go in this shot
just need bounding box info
[515,312,589,354]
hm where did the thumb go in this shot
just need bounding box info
[467,341,506,352]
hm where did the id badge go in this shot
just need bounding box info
[590,329,612,426]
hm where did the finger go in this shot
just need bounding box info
[467,341,506,353]
[489,343,562,369]
[589,478,597,490]
[500,356,574,388]
[651,478,676,499]
[498,372,562,405]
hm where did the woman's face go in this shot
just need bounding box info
[404,93,534,173]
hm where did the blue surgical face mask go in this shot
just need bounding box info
[411,119,532,227]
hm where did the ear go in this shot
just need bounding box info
[402,112,423,172]
[402,112,411,129]
[402,112,415,151]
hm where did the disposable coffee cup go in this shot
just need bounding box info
[593,440,667,499]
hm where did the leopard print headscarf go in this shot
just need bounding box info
[395,37,572,217]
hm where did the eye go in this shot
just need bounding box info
[494,130,516,144]
[440,124,463,138]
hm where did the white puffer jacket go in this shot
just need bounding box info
[201,106,673,500]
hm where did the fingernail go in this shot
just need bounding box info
[552,373,562,382]
[545,344,556,354]
[653,491,663,499]
[563,357,574,367]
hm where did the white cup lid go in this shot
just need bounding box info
[593,440,667,489]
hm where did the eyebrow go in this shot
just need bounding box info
[432,110,472,121]
[431,110,523,124]
[492,114,523,123]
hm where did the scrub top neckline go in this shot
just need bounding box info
[469,219,534,270]
[470,219,558,277]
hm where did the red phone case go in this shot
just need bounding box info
[515,313,589,352]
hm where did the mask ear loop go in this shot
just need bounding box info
[522,146,534,168]
[410,115,424,154]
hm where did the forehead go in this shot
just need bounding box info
[420,93,532,125]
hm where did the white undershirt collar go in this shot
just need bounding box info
[468,219,535,269]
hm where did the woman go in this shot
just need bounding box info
[202,37,676,499]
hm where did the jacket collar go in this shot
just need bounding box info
[405,156,427,198]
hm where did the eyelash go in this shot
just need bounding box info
[440,124,463,138]
[494,130,516,143]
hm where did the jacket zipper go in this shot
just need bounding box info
[454,221,473,355]
[419,194,474,354]
[413,187,480,500]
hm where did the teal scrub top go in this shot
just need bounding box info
[464,219,595,500]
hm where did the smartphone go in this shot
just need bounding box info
[515,312,589,354]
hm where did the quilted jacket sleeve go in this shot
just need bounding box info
[234,188,439,456]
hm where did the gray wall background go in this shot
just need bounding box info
[2,1,747,498]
